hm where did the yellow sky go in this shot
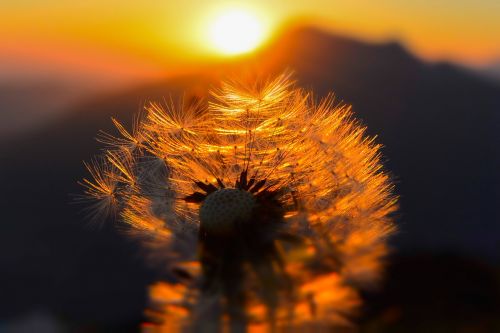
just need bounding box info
[1,0,499,78]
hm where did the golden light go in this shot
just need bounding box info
[209,9,265,55]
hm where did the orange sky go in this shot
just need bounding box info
[1,0,499,82]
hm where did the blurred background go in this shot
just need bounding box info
[1,1,499,332]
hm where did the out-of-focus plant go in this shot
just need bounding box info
[80,72,397,332]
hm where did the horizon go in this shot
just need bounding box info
[2,1,500,88]
[2,23,499,140]
[2,23,498,90]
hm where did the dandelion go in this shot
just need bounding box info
[81,72,397,332]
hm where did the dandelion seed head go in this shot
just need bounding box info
[80,71,397,331]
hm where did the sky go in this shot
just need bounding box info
[1,0,499,83]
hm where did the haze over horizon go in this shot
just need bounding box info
[1,23,499,140]
[2,1,499,84]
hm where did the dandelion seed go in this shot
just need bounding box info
[77,157,121,223]
[80,72,397,332]
[97,115,144,153]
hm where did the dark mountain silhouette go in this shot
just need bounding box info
[1,27,499,330]
[259,28,500,259]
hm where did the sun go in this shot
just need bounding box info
[209,9,265,55]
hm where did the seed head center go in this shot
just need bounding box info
[199,188,255,234]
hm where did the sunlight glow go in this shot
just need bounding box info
[209,9,265,55]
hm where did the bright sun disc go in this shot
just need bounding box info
[210,10,264,55]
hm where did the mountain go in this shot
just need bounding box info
[258,28,500,258]
[1,27,499,329]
